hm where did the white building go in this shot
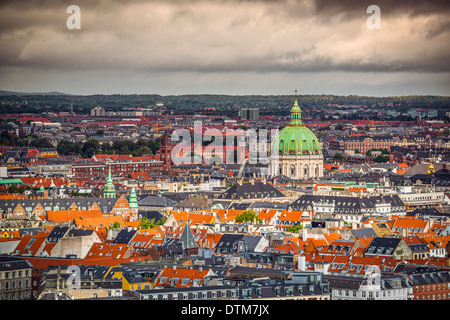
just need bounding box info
[325,274,414,300]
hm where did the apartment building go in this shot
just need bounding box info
[0,256,33,300]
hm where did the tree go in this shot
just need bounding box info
[108,221,121,230]
[333,153,344,162]
[29,137,54,149]
[140,217,156,229]
[57,139,82,155]
[131,146,151,157]
[81,138,100,158]
[0,131,15,146]
[140,217,166,229]
[374,155,390,163]
[235,210,261,224]
[285,224,303,233]
[6,185,25,194]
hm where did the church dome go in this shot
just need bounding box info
[272,92,322,156]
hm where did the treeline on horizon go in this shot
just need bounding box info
[0,130,163,159]
[0,93,449,116]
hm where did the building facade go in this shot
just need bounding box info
[71,159,164,178]
[0,256,33,300]
[324,274,414,300]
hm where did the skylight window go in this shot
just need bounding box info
[376,247,385,254]
[367,247,375,253]
[24,238,36,251]
[159,276,168,284]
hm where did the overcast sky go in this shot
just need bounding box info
[0,0,449,96]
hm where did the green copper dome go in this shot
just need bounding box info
[272,92,322,156]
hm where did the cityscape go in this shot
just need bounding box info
[1,92,449,304]
[0,0,450,311]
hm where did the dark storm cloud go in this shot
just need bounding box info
[0,0,448,94]
[314,0,450,17]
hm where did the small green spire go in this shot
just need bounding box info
[129,187,138,208]
[103,163,116,198]
[106,163,113,184]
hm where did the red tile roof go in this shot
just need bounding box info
[84,242,132,260]
[155,267,211,288]
[46,209,103,223]
[13,232,48,256]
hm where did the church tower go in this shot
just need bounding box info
[270,91,323,180]
[180,220,199,256]
[128,187,139,220]
[159,133,172,170]
[103,163,116,198]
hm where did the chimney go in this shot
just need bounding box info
[298,255,306,272]
[302,228,308,241]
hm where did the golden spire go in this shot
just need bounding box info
[427,159,435,175]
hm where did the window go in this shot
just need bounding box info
[274,287,280,296]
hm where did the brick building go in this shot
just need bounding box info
[340,135,396,154]
[71,159,164,177]
[395,264,450,301]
